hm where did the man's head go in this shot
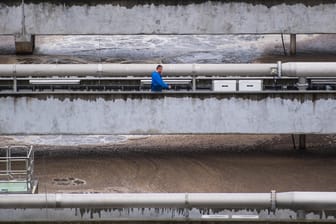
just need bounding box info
[156,65,163,74]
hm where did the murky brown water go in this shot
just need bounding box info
[1,134,331,193]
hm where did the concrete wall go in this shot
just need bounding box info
[1,0,336,35]
[0,93,335,134]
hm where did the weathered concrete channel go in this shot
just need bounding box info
[0,2,336,223]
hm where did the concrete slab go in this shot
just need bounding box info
[2,1,336,35]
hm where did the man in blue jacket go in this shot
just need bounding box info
[151,65,170,92]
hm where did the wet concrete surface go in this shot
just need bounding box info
[2,135,335,193]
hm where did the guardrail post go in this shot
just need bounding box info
[13,76,17,92]
[192,75,196,91]
[192,64,196,91]
[5,147,9,176]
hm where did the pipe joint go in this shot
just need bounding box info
[185,193,189,207]
[271,190,276,210]
[277,61,282,78]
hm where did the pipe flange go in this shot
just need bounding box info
[185,193,189,207]
[13,64,17,74]
[277,61,282,78]
[271,190,276,210]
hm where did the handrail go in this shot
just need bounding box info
[0,145,34,193]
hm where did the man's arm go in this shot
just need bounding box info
[153,73,169,89]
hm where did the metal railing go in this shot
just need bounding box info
[0,62,336,93]
[0,145,34,193]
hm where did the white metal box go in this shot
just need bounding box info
[238,80,263,92]
[212,80,237,92]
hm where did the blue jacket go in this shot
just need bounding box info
[151,71,169,92]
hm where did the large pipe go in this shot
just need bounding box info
[1,192,336,210]
[282,62,336,77]
[0,64,275,77]
[1,62,336,77]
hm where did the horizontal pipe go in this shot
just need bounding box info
[0,64,276,77]
[276,192,336,210]
[1,192,336,210]
[282,62,336,77]
[0,62,336,77]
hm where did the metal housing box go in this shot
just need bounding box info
[238,80,263,92]
[213,80,237,92]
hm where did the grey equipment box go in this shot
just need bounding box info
[212,80,237,92]
[238,80,263,92]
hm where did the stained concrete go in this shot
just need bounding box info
[2,1,336,35]
[14,35,35,54]
[2,0,336,7]
[0,93,335,134]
